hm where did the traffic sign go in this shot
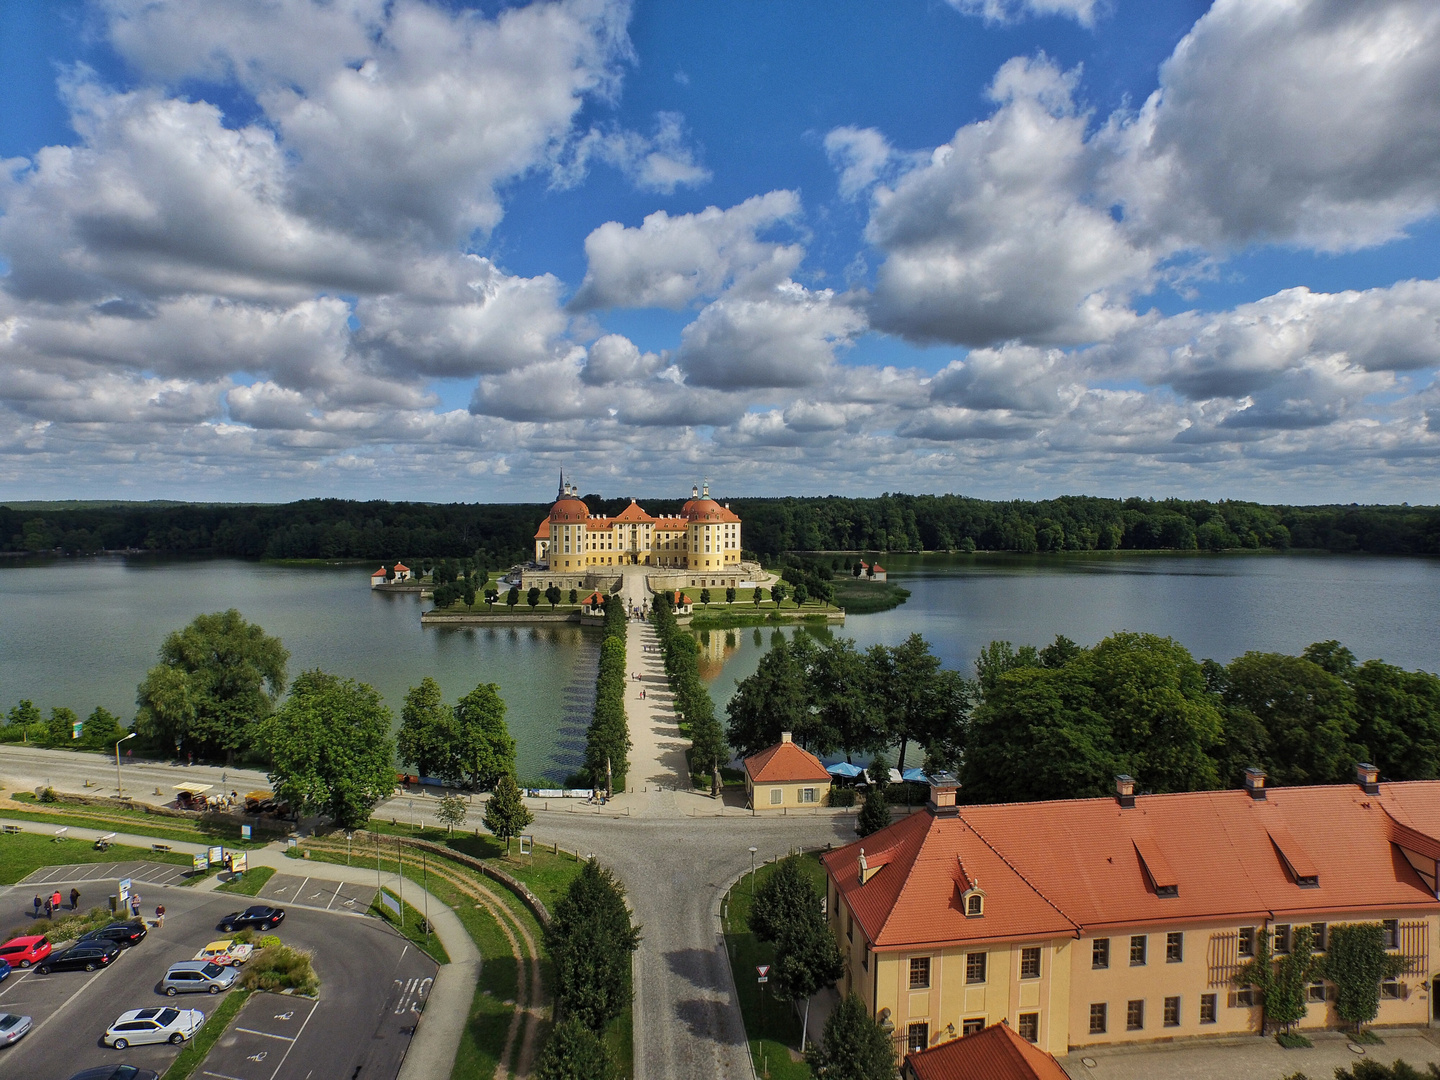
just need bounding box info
[757,976,768,983]
[756,964,770,977]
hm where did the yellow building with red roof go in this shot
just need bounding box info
[744,731,832,811]
[824,766,1440,1059]
[533,474,742,573]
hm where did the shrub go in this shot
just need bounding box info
[1276,1031,1312,1048]
[240,944,318,996]
[38,786,58,803]
[827,787,856,807]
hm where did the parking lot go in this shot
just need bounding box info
[255,872,376,914]
[18,858,193,891]
[0,865,435,1079]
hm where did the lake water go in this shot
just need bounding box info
[697,551,1440,718]
[2,552,1437,779]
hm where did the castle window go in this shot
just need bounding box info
[1021,947,1041,979]
[1092,938,1109,969]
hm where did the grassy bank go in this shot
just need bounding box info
[216,865,277,895]
[722,852,830,1080]
[0,831,191,885]
[371,887,450,965]
[358,821,584,912]
[5,793,275,847]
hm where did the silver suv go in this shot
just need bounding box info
[160,960,238,996]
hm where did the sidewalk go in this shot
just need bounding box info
[610,616,694,818]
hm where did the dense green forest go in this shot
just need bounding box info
[4,493,1440,563]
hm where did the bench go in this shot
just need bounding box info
[151,843,172,853]
[1,823,21,834]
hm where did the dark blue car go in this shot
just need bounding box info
[0,958,10,982]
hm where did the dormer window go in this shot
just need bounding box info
[962,884,985,918]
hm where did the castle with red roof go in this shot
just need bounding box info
[534,473,742,574]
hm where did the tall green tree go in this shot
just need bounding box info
[483,773,533,852]
[396,677,452,781]
[256,670,395,830]
[45,707,79,747]
[1223,651,1360,785]
[725,637,817,755]
[546,859,641,1033]
[1086,632,1223,792]
[805,992,896,1080]
[748,856,819,944]
[533,1017,616,1080]
[775,904,844,1048]
[453,683,516,790]
[6,699,43,739]
[1347,658,1440,781]
[812,641,886,764]
[80,706,126,750]
[135,610,288,760]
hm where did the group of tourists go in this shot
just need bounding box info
[32,888,79,918]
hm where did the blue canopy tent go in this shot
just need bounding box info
[826,762,865,778]
[902,767,929,783]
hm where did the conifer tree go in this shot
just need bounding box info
[806,992,896,1080]
[534,1017,615,1080]
[857,783,890,837]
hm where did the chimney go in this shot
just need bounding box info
[927,771,959,816]
[1356,762,1380,795]
[1244,766,1267,800]
[1115,775,1136,809]
[780,731,793,744]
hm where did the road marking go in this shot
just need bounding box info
[202,1071,249,1080]
[326,882,343,908]
[237,1026,296,1041]
[1,965,108,1066]
[265,997,319,1080]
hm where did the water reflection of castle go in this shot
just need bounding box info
[694,628,741,679]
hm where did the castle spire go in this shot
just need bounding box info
[702,477,710,498]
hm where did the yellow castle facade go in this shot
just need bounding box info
[534,475,742,573]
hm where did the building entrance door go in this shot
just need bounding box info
[1433,976,1440,1020]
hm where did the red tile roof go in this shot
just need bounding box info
[393,563,409,572]
[824,781,1440,952]
[371,568,387,577]
[906,1022,1069,1080]
[744,740,831,784]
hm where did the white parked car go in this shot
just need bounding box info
[103,1007,205,1048]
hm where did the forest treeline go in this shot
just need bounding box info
[725,631,1440,805]
[4,493,1440,562]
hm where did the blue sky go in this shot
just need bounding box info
[1,0,1438,504]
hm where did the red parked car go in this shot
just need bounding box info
[0,936,51,969]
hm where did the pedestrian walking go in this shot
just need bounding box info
[44,898,53,918]
[70,887,80,910]
[51,890,62,913]
[155,904,165,927]
[32,895,41,918]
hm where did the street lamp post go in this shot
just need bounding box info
[748,846,758,897]
[115,733,136,799]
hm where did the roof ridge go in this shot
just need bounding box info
[962,812,1082,933]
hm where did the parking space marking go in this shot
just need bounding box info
[201,1072,248,1080]
[235,1027,296,1042]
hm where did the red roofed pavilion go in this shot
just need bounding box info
[744,732,831,811]
[904,1021,1069,1080]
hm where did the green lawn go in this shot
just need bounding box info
[722,853,830,1080]
[160,988,251,1080]
[371,887,449,965]
[357,821,585,913]
[4,794,273,847]
[216,865,277,895]
[0,831,192,885]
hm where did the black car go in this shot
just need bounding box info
[218,905,285,932]
[36,940,120,974]
[67,1067,161,1080]
[79,921,148,949]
